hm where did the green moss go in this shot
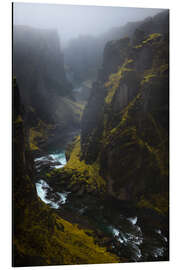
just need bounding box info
[122,123,168,177]
[105,108,168,179]
[110,127,117,134]
[37,119,55,131]
[14,199,119,265]
[143,141,168,176]
[159,64,169,74]
[134,44,143,49]
[66,98,85,117]
[120,93,141,126]
[53,217,119,264]
[14,115,23,124]
[28,121,55,151]
[29,128,42,151]
[55,97,85,126]
[63,136,106,191]
[107,92,141,137]
[141,62,168,86]
[48,135,106,192]
[142,33,162,44]
[104,59,133,104]
[141,69,156,85]
[138,137,168,176]
[134,33,162,50]
[103,63,168,178]
[137,193,168,215]
[65,98,85,119]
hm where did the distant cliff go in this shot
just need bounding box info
[13,26,83,153]
[13,26,72,123]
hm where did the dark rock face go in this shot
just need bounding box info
[13,26,83,155]
[101,37,131,82]
[81,83,106,164]
[13,26,72,123]
[13,79,38,264]
[81,11,169,210]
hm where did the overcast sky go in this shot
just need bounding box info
[13,3,164,47]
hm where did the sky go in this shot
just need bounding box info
[13,3,164,47]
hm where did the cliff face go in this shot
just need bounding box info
[13,26,84,153]
[64,35,101,85]
[64,11,169,86]
[13,26,73,124]
[80,13,169,214]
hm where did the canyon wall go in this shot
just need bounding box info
[80,11,169,213]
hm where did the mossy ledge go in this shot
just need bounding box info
[48,136,106,194]
[104,59,134,105]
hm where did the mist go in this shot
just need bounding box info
[12,2,169,266]
[13,2,164,47]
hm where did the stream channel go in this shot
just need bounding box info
[34,132,169,263]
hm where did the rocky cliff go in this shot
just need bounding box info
[12,10,169,265]
[79,13,169,214]
[13,26,84,153]
[13,26,72,121]
[64,10,169,86]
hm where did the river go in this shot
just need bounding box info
[34,145,169,262]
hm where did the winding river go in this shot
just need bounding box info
[34,147,168,262]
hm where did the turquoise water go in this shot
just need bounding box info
[35,150,69,208]
[35,179,70,209]
[49,151,67,168]
[34,150,168,262]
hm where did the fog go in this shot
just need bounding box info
[13,3,164,47]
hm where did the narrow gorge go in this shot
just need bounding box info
[13,7,169,266]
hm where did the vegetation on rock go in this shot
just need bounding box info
[80,28,169,213]
[48,136,106,193]
[13,79,118,266]
[13,9,169,266]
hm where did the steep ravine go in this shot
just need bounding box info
[13,10,169,266]
[39,11,169,262]
[32,26,168,266]
[13,79,120,266]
